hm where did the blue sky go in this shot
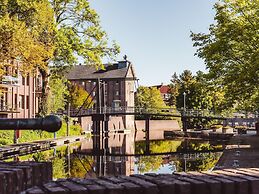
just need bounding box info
[89,0,217,86]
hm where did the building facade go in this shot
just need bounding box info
[0,62,42,118]
[151,84,171,104]
[66,60,137,129]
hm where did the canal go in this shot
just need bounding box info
[18,129,226,179]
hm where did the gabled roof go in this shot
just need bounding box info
[66,61,136,80]
[149,84,170,93]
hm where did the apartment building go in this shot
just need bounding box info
[0,62,42,118]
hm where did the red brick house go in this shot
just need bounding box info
[151,84,171,104]
[66,60,137,130]
[0,62,42,118]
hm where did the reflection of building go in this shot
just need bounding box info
[81,131,135,176]
[0,62,43,118]
[66,60,137,129]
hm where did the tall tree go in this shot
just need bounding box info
[0,0,55,76]
[45,0,119,115]
[0,0,119,115]
[191,0,259,111]
[50,0,120,66]
[135,86,166,111]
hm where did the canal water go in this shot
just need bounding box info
[20,129,226,179]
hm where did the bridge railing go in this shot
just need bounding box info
[69,106,227,118]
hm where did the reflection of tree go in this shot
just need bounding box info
[53,157,67,179]
[176,141,221,172]
[136,140,182,173]
[135,140,182,154]
[137,156,162,173]
[70,155,94,178]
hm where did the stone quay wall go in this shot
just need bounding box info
[0,161,52,194]
[24,168,259,194]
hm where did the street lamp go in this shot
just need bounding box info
[183,92,186,112]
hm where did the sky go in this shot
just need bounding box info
[89,0,217,86]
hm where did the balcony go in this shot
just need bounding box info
[0,104,20,113]
[0,76,19,87]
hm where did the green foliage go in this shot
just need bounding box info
[0,120,82,145]
[52,157,67,179]
[176,141,222,172]
[70,155,94,178]
[50,0,120,67]
[135,140,182,173]
[68,84,93,109]
[135,86,167,119]
[0,0,55,75]
[47,75,69,114]
[0,0,119,115]
[191,0,259,111]
[136,140,182,154]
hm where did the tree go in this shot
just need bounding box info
[0,0,119,115]
[50,0,120,66]
[135,86,166,111]
[68,84,93,109]
[0,0,55,76]
[191,0,259,111]
[45,0,119,115]
[47,75,69,114]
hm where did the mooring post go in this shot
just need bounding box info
[145,115,150,154]
[104,115,110,154]
[92,114,105,155]
[182,115,187,132]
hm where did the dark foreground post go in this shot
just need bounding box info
[0,115,62,132]
[256,122,259,136]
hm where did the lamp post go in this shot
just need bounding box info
[183,92,186,113]
[182,92,187,132]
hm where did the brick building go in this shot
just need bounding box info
[0,62,42,118]
[151,84,171,104]
[66,60,137,130]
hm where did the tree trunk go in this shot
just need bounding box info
[39,68,49,116]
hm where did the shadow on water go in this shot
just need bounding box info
[19,129,227,179]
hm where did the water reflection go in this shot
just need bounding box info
[23,129,226,179]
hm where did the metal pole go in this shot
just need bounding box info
[0,115,62,132]
[183,92,186,114]
[67,102,70,136]
[97,78,101,114]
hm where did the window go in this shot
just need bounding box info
[82,81,85,86]
[115,91,119,96]
[22,77,25,85]
[20,95,25,109]
[14,94,17,108]
[26,96,29,109]
[115,81,119,86]
[26,76,30,86]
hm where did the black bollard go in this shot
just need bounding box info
[0,115,62,132]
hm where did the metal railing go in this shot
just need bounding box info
[0,104,19,113]
[68,106,227,118]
